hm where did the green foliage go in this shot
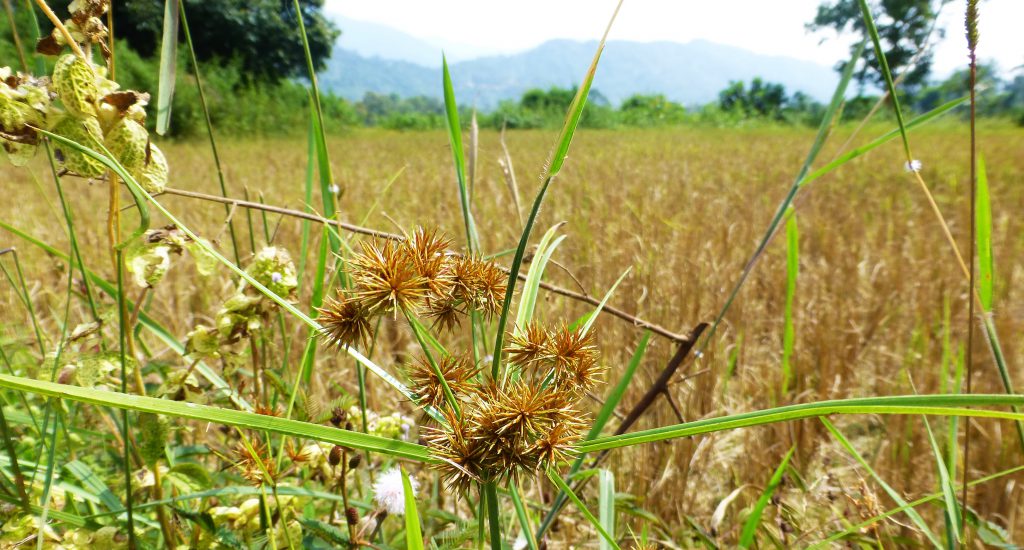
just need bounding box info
[809,0,939,92]
[112,0,338,82]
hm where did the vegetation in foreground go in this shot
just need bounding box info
[0,0,1023,548]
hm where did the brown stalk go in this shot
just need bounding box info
[156,185,694,343]
[961,0,979,535]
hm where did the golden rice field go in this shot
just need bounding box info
[2,123,1024,546]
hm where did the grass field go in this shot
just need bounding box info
[2,121,1023,545]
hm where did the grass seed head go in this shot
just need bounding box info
[317,293,374,349]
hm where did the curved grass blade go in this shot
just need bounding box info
[514,225,566,331]
[975,155,992,311]
[442,56,478,254]
[0,374,433,462]
[154,0,179,135]
[510,483,538,550]
[579,394,1024,453]
[489,0,624,379]
[580,267,631,338]
[922,417,960,543]
[781,208,798,396]
[546,468,619,549]
[738,446,793,547]
[403,467,425,550]
[598,469,615,550]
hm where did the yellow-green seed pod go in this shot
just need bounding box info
[2,140,36,167]
[137,413,169,465]
[0,94,40,166]
[52,54,99,119]
[136,142,168,193]
[52,115,106,177]
[104,117,148,173]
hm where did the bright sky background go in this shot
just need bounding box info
[324,0,1024,77]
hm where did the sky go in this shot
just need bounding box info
[323,0,1024,78]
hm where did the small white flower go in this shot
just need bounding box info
[271,272,283,283]
[904,159,922,172]
[513,532,528,550]
[328,184,340,194]
[373,467,417,515]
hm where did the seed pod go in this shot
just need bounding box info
[52,54,99,118]
[137,413,170,465]
[104,118,148,173]
[328,445,343,467]
[329,406,346,426]
[347,453,362,470]
[135,142,168,193]
[51,115,106,177]
[345,506,359,526]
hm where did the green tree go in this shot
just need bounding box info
[619,94,686,126]
[808,0,943,93]
[111,0,338,82]
[719,78,789,120]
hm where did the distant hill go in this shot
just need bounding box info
[320,18,840,109]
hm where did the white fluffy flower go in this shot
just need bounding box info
[904,159,922,172]
[271,271,283,283]
[373,467,417,515]
[328,184,340,194]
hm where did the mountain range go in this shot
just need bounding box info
[318,16,841,109]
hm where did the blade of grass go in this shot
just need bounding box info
[598,469,615,550]
[0,373,433,462]
[781,208,798,397]
[922,417,960,544]
[403,467,425,550]
[442,55,478,254]
[738,446,794,548]
[489,0,624,380]
[975,155,992,311]
[821,417,942,548]
[580,267,631,338]
[546,468,619,549]
[514,225,566,331]
[154,0,178,135]
[510,483,538,550]
[579,394,1024,453]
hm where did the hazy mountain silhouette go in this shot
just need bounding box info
[320,17,839,108]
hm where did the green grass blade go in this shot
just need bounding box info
[856,0,911,159]
[154,0,179,135]
[0,373,433,462]
[403,467,425,550]
[821,417,942,548]
[598,469,615,550]
[510,483,538,550]
[546,468,619,549]
[922,417,960,544]
[514,226,566,331]
[579,394,1024,453]
[442,56,478,254]
[781,208,798,397]
[489,0,623,379]
[65,460,124,514]
[975,155,992,311]
[738,446,794,547]
[580,267,631,337]
[799,97,966,188]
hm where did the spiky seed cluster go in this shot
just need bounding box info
[405,353,481,409]
[507,322,604,394]
[232,440,278,487]
[316,227,507,349]
[420,323,603,492]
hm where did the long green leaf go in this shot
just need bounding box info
[975,155,993,311]
[580,267,631,337]
[598,469,615,550]
[154,0,179,135]
[403,467,425,550]
[781,208,798,396]
[514,225,566,331]
[922,417,960,543]
[489,0,623,379]
[738,446,794,547]
[546,469,619,549]
[580,394,1024,453]
[0,374,433,462]
[442,56,478,254]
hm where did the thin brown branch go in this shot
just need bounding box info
[158,186,694,343]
